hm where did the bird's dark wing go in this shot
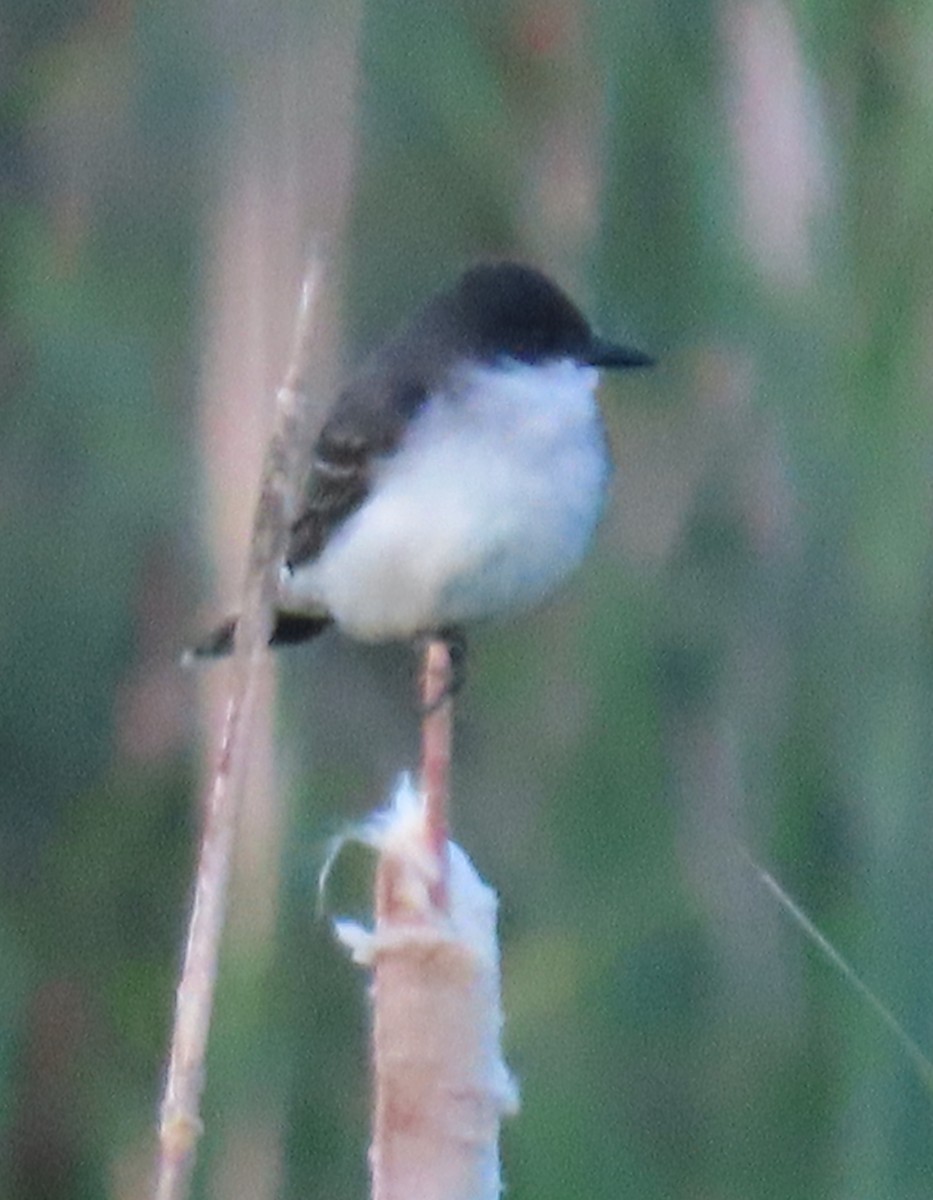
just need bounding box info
[285,373,427,570]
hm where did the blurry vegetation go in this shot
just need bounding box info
[3,1,933,1198]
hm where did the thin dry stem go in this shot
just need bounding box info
[419,639,453,905]
[154,263,324,1200]
[374,640,452,925]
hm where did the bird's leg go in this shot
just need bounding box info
[414,627,466,716]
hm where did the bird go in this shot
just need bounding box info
[189,262,652,668]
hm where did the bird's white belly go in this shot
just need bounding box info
[281,360,610,641]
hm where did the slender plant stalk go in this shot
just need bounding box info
[373,640,452,926]
[356,642,516,1200]
[419,641,453,898]
[154,265,323,1200]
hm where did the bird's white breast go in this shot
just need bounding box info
[281,358,610,640]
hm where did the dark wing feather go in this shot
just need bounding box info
[285,373,427,570]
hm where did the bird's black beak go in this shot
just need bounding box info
[586,337,654,370]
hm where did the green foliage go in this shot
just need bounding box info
[3,1,933,1198]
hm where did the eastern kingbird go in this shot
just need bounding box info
[191,262,651,661]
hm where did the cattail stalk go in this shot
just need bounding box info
[154,265,323,1200]
[336,640,519,1200]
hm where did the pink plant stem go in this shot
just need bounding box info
[419,638,453,906]
[374,638,452,924]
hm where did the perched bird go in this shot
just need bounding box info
[190,262,651,664]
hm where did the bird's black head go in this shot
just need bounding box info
[432,262,653,371]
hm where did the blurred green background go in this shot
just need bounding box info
[3,1,933,1197]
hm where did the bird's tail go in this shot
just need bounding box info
[185,612,331,661]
